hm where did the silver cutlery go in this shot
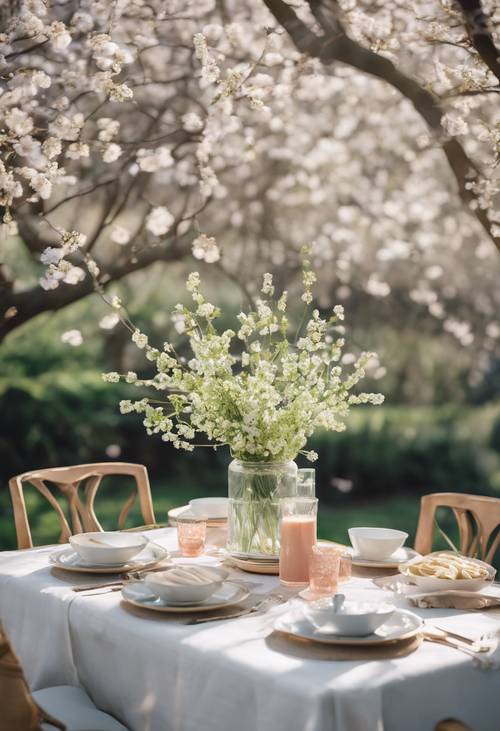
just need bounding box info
[431,624,492,650]
[423,626,491,654]
[186,592,286,625]
[78,586,123,596]
[71,565,169,592]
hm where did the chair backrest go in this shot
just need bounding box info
[8,463,156,549]
[415,492,500,564]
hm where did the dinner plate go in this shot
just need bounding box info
[349,546,420,568]
[49,542,170,574]
[168,505,227,527]
[230,556,279,575]
[121,580,249,613]
[275,608,422,646]
[230,550,280,561]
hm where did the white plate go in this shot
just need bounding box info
[349,546,420,568]
[229,556,279,575]
[189,497,229,520]
[230,551,280,561]
[168,505,227,527]
[49,543,170,574]
[275,608,422,646]
[400,551,496,592]
[121,580,249,613]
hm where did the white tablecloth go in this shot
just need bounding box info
[1,528,499,731]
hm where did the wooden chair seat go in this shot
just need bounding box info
[8,462,156,549]
[415,492,500,563]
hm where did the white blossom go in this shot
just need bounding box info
[111,225,130,245]
[6,109,33,136]
[99,313,120,329]
[103,143,122,163]
[137,147,173,172]
[49,22,72,51]
[61,329,82,346]
[146,206,174,236]
[182,113,204,133]
[192,234,220,263]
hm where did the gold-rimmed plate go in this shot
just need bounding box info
[49,543,170,574]
[275,608,423,646]
[121,580,249,613]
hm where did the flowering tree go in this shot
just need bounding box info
[1,0,499,382]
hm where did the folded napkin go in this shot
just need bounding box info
[410,590,500,611]
[373,574,500,610]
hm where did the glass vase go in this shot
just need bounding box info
[227,459,297,557]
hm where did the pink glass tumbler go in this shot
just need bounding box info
[177,514,207,557]
[279,497,318,587]
[308,544,341,598]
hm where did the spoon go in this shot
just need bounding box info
[332,593,345,612]
[86,536,115,547]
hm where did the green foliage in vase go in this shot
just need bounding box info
[103,254,384,462]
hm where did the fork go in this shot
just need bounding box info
[71,566,169,592]
[186,592,286,625]
[431,624,493,651]
[423,626,492,654]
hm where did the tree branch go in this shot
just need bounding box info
[0,237,189,342]
[455,0,500,82]
[262,0,500,252]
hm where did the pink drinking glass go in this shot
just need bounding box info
[339,551,352,582]
[308,544,340,598]
[176,514,207,557]
[279,497,318,587]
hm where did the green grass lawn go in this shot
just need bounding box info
[1,477,459,554]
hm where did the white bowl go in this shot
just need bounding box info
[144,565,229,604]
[348,527,408,560]
[400,552,496,592]
[189,498,228,520]
[303,596,395,637]
[69,532,148,565]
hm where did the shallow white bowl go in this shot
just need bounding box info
[69,532,147,565]
[189,497,228,520]
[348,527,408,560]
[400,553,496,592]
[144,566,229,604]
[303,597,395,637]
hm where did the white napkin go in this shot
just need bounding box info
[373,574,500,610]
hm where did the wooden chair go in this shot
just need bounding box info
[415,492,500,563]
[8,463,156,550]
[0,621,129,730]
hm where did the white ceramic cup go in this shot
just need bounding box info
[348,527,408,560]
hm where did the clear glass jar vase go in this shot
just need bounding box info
[227,459,297,557]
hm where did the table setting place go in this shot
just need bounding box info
[37,493,500,668]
